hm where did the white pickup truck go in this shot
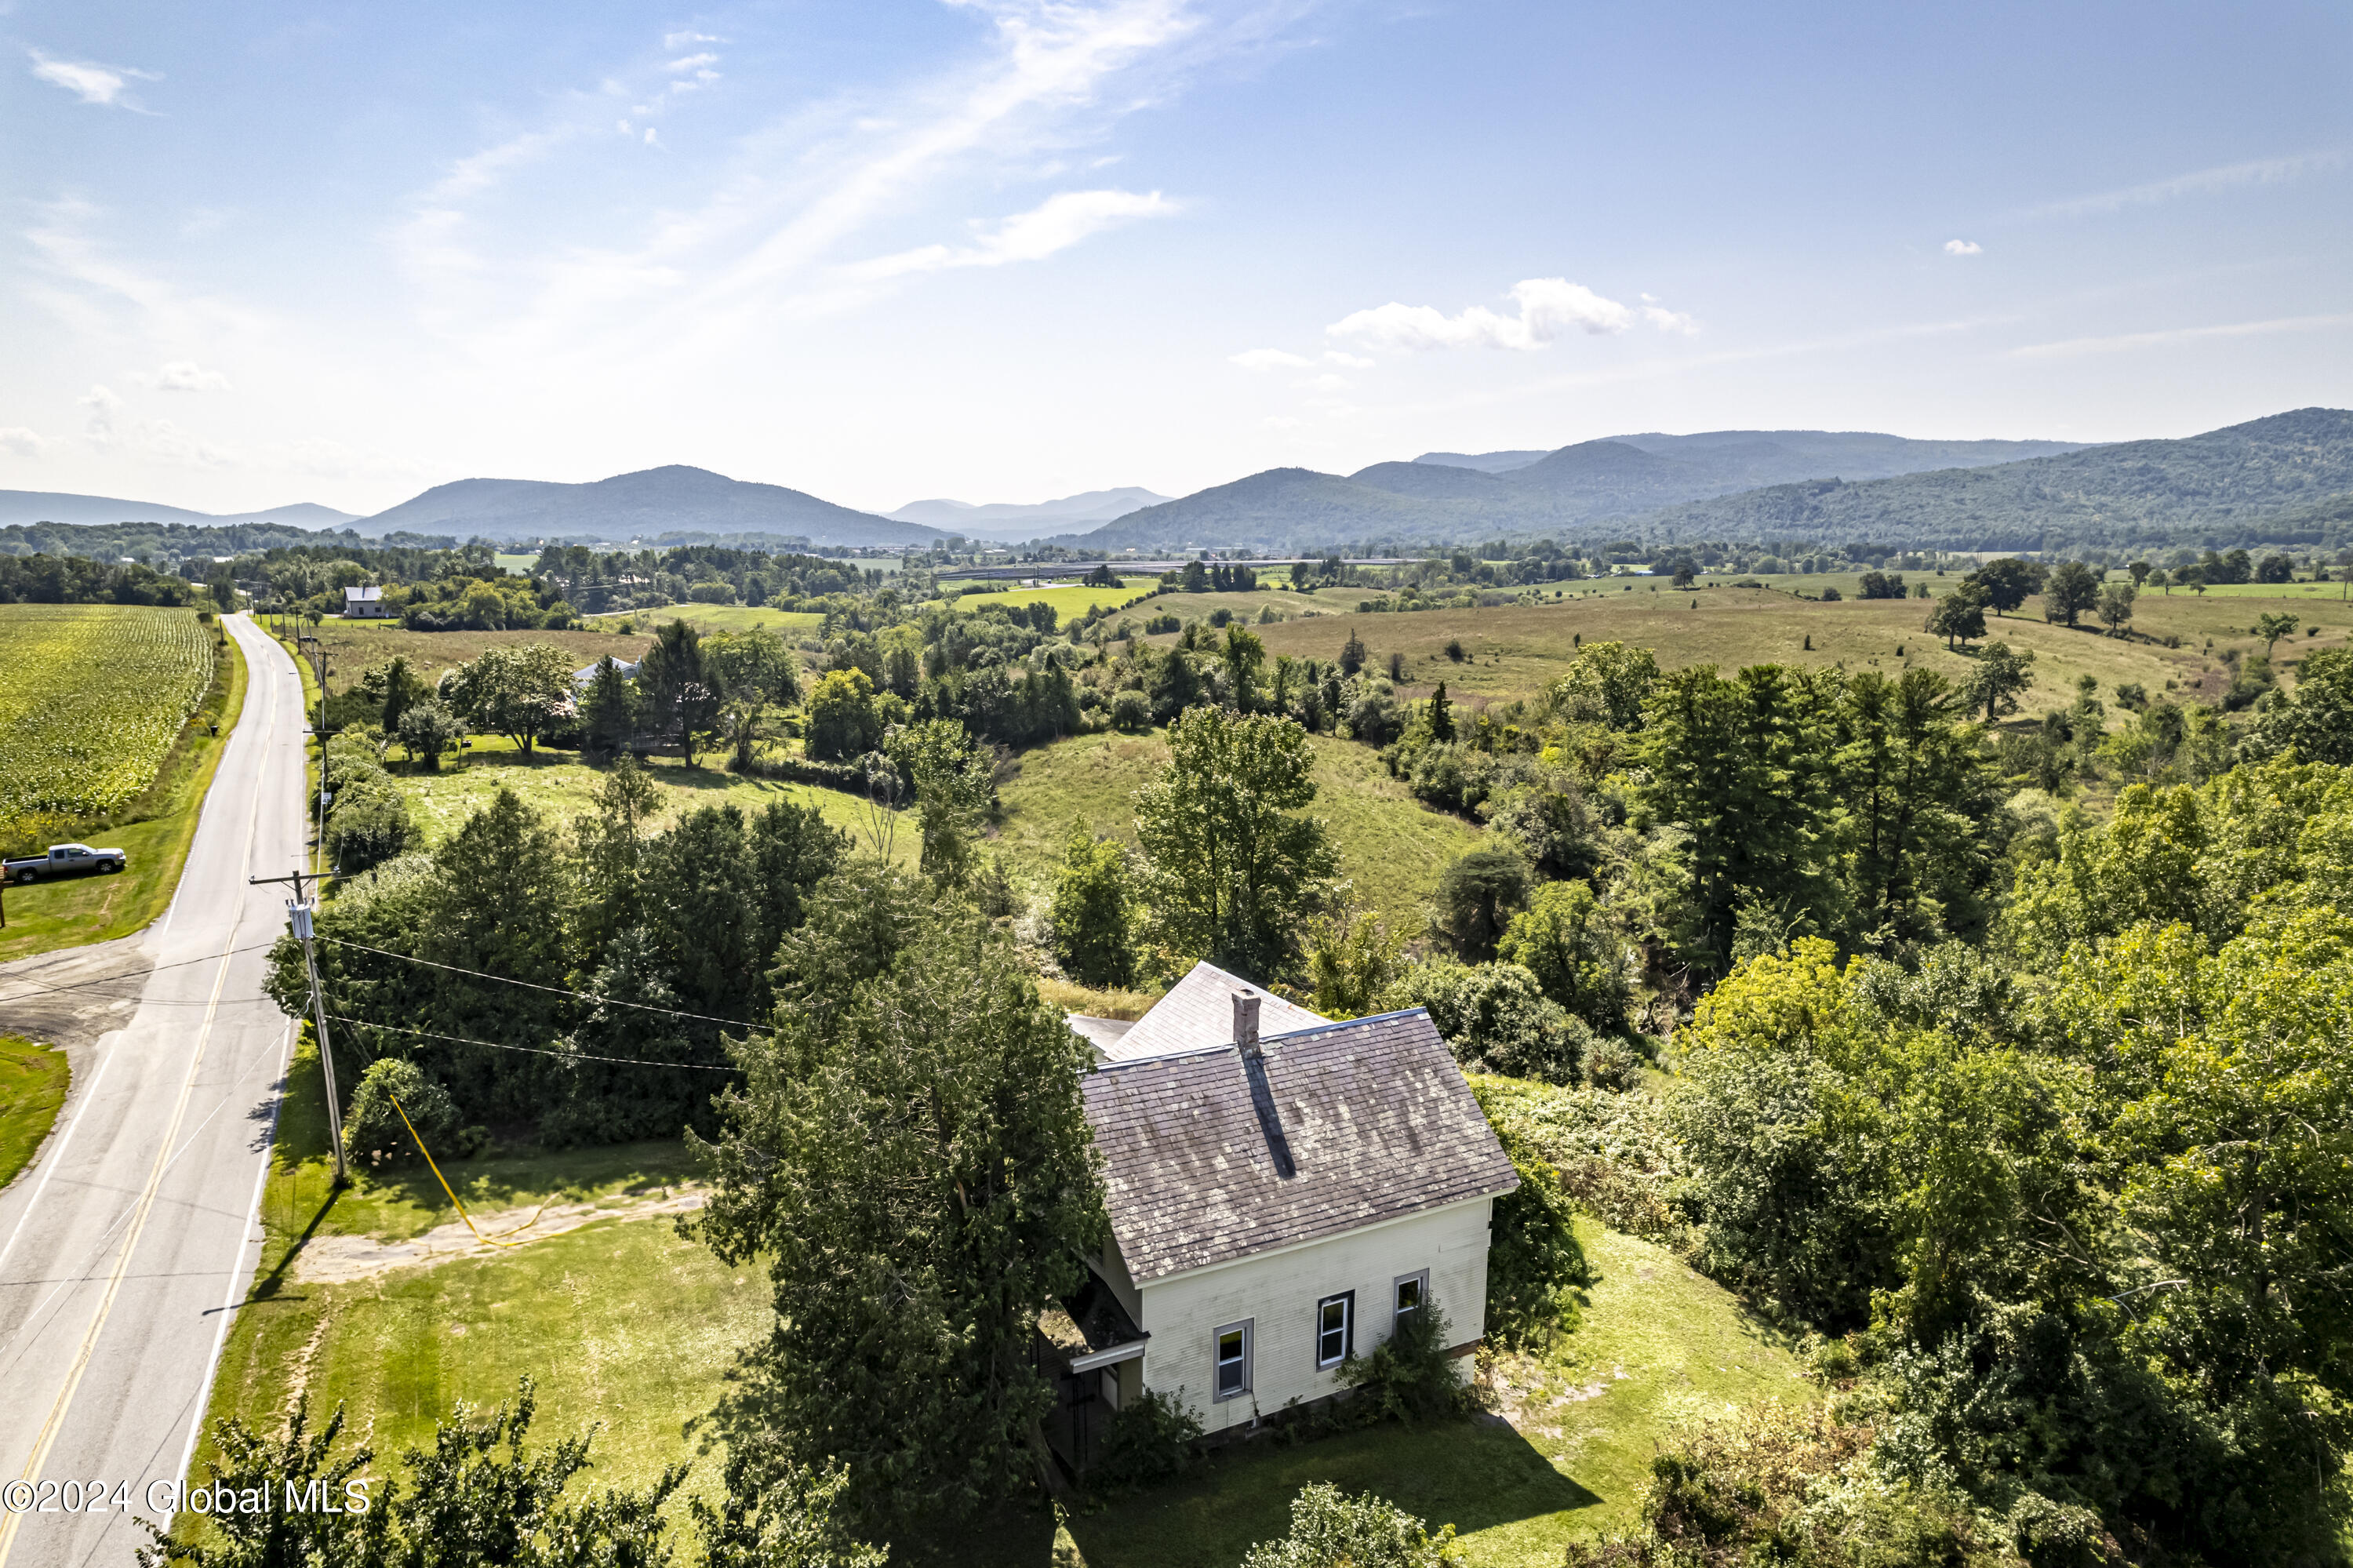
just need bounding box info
[5,842,128,883]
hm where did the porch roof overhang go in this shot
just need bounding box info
[1038,1271,1147,1374]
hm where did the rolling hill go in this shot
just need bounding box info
[0,489,358,529]
[888,486,1169,536]
[1064,412,2351,552]
[356,465,940,547]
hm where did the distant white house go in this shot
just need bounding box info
[572,657,640,686]
[342,586,392,619]
[1043,962,1518,1472]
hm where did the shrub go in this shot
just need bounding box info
[1239,1483,1460,1568]
[1432,844,1531,961]
[1482,1118,1587,1346]
[1089,1388,1202,1493]
[342,1057,467,1170]
[1108,688,1151,731]
[1340,1301,1475,1424]
[1382,961,1587,1083]
[1496,879,1628,1031]
[396,697,466,770]
[325,775,416,871]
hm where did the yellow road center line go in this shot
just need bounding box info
[0,630,279,1568]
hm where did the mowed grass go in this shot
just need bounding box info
[1240,586,2344,720]
[0,628,249,964]
[989,731,1482,934]
[587,605,827,640]
[940,577,1162,623]
[0,1035,70,1193]
[1053,1217,1810,1568]
[289,618,653,697]
[194,1039,760,1526]
[384,744,915,866]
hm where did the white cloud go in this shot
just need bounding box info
[1322,350,1374,368]
[80,384,124,443]
[1328,277,1691,352]
[849,187,1176,278]
[663,31,723,49]
[132,359,234,392]
[667,53,720,72]
[1291,372,1350,391]
[1944,238,1982,256]
[646,127,662,147]
[1231,347,1311,371]
[1260,415,1303,430]
[2022,149,2349,220]
[28,49,158,108]
[0,427,56,457]
[2008,311,2353,359]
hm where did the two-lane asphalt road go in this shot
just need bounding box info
[0,613,312,1568]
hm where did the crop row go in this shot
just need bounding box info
[0,605,216,830]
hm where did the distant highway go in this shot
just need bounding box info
[0,613,309,1567]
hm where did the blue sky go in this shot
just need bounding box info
[4,0,2349,517]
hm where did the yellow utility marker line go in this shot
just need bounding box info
[391,1096,548,1248]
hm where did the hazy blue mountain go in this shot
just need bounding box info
[358,464,939,547]
[1413,449,1550,473]
[0,489,358,529]
[1064,410,2351,552]
[1637,408,2353,550]
[888,486,1169,536]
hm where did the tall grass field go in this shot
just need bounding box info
[0,604,216,852]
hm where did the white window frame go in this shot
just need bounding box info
[1315,1291,1355,1369]
[1392,1269,1430,1328]
[1213,1319,1253,1401]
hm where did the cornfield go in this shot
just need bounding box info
[0,605,216,843]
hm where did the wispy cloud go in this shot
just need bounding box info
[849,187,1175,278]
[2008,311,2353,359]
[2020,150,2349,220]
[0,427,57,457]
[1944,238,1982,256]
[131,359,234,391]
[1231,347,1311,370]
[27,49,158,109]
[664,30,724,49]
[1327,277,1694,351]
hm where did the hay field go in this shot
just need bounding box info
[0,604,216,834]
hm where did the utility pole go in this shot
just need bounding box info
[251,867,347,1185]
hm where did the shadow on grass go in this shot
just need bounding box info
[1063,1416,1599,1568]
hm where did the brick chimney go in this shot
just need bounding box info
[1232,988,1261,1057]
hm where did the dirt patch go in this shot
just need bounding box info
[292,1184,707,1283]
[0,934,153,1055]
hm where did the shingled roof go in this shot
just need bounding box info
[1101,959,1330,1062]
[1081,1008,1519,1283]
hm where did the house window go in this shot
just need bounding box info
[1214,1320,1253,1400]
[1393,1270,1429,1327]
[1315,1292,1355,1368]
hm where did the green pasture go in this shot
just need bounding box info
[989,729,1482,935]
[937,577,1161,623]
[586,604,827,640]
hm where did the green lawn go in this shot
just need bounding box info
[586,605,827,640]
[0,628,249,965]
[989,730,1482,933]
[940,577,1162,624]
[0,1035,70,1193]
[1056,1218,1811,1568]
[382,745,915,865]
[192,1037,755,1524]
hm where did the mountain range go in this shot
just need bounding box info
[1060,412,2351,552]
[8,410,2348,558]
[1063,429,2091,551]
[359,465,941,547]
[0,490,358,530]
[887,486,1171,537]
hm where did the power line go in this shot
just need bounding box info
[0,942,284,1006]
[326,1013,744,1073]
[317,937,755,1028]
